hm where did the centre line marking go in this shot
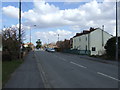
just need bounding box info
[97,72,120,82]
[59,57,67,61]
[70,61,87,68]
[54,55,67,62]
[61,58,66,61]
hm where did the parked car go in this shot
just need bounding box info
[46,48,55,52]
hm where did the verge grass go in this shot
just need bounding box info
[2,60,23,87]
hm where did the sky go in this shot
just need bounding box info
[1,0,117,45]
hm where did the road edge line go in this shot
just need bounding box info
[34,52,52,88]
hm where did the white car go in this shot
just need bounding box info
[46,48,55,52]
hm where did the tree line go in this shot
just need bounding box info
[2,27,30,61]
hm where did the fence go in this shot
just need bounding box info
[63,49,91,55]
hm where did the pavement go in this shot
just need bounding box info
[4,51,44,88]
[61,52,119,66]
[3,51,119,88]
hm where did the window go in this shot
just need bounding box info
[74,46,76,49]
[92,47,96,51]
[74,39,76,42]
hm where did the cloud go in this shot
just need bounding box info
[34,29,73,44]
[2,0,116,42]
[23,0,115,35]
[2,6,24,18]
[11,24,31,30]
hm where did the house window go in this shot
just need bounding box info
[74,39,76,42]
[92,47,96,51]
[74,46,76,49]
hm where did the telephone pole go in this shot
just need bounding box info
[116,0,118,62]
[19,0,21,59]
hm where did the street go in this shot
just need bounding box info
[2,0,120,89]
[4,51,119,88]
[34,51,119,88]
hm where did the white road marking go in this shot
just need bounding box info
[61,58,67,61]
[59,57,67,61]
[53,55,67,61]
[97,72,120,82]
[70,61,87,68]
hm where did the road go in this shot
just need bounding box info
[34,50,119,88]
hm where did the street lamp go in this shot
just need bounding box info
[29,25,37,44]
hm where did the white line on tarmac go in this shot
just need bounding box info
[54,55,67,61]
[60,58,67,61]
[97,72,120,82]
[34,53,52,88]
[70,61,87,68]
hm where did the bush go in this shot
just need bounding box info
[2,51,12,61]
[2,27,24,61]
[104,37,120,59]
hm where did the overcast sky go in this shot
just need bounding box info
[2,0,116,45]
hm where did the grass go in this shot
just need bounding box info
[2,60,23,87]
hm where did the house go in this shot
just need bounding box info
[72,27,113,55]
[23,42,35,50]
[47,43,58,48]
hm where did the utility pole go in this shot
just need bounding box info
[58,34,59,42]
[116,0,118,62]
[19,0,21,59]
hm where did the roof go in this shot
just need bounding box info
[23,42,34,46]
[73,27,97,38]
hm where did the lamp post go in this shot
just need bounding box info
[29,25,36,46]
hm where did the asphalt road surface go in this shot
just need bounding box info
[34,50,119,88]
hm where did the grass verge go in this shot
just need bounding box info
[2,60,23,87]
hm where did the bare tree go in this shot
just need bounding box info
[2,27,25,61]
[56,39,70,51]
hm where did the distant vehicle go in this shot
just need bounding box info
[46,48,55,52]
[45,48,49,51]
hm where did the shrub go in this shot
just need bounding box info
[2,27,24,61]
[104,37,120,59]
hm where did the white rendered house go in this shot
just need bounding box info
[72,27,113,55]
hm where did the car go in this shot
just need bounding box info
[46,48,55,52]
